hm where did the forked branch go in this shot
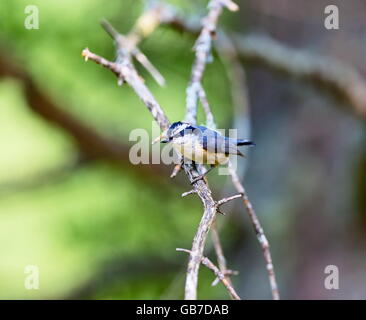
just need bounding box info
[176,248,241,300]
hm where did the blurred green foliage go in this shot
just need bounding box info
[0,0,236,299]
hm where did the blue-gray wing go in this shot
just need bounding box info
[194,126,242,156]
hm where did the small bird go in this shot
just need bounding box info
[153,121,254,183]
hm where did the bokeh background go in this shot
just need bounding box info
[0,0,365,299]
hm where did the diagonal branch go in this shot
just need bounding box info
[228,163,280,299]
[176,248,241,300]
[210,220,239,287]
[101,5,166,86]
[216,31,280,300]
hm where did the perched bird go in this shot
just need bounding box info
[153,121,254,183]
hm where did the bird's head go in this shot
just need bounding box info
[152,121,191,144]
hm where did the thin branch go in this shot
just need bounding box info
[218,37,279,298]
[182,189,196,197]
[102,6,166,86]
[170,156,184,178]
[133,47,165,86]
[210,221,238,287]
[216,194,242,206]
[170,163,183,178]
[182,0,239,300]
[228,163,280,299]
[176,248,241,300]
[100,19,120,40]
[197,84,216,129]
[211,221,228,274]
[214,194,242,215]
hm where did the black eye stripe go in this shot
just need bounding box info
[184,126,196,131]
[169,121,183,131]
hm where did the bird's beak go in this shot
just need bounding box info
[152,131,169,144]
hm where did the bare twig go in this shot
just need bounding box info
[214,194,242,215]
[197,84,216,129]
[102,7,166,86]
[228,163,279,299]
[211,221,228,275]
[176,248,241,300]
[170,163,182,178]
[170,156,184,178]
[195,34,277,293]
[210,221,238,287]
[182,0,239,300]
[182,189,196,197]
[133,47,165,86]
[216,194,242,206]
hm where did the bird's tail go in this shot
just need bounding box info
[237,139,255,146]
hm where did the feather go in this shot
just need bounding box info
[237,140,255,146]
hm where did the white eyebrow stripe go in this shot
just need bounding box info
[171,123,190,136]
